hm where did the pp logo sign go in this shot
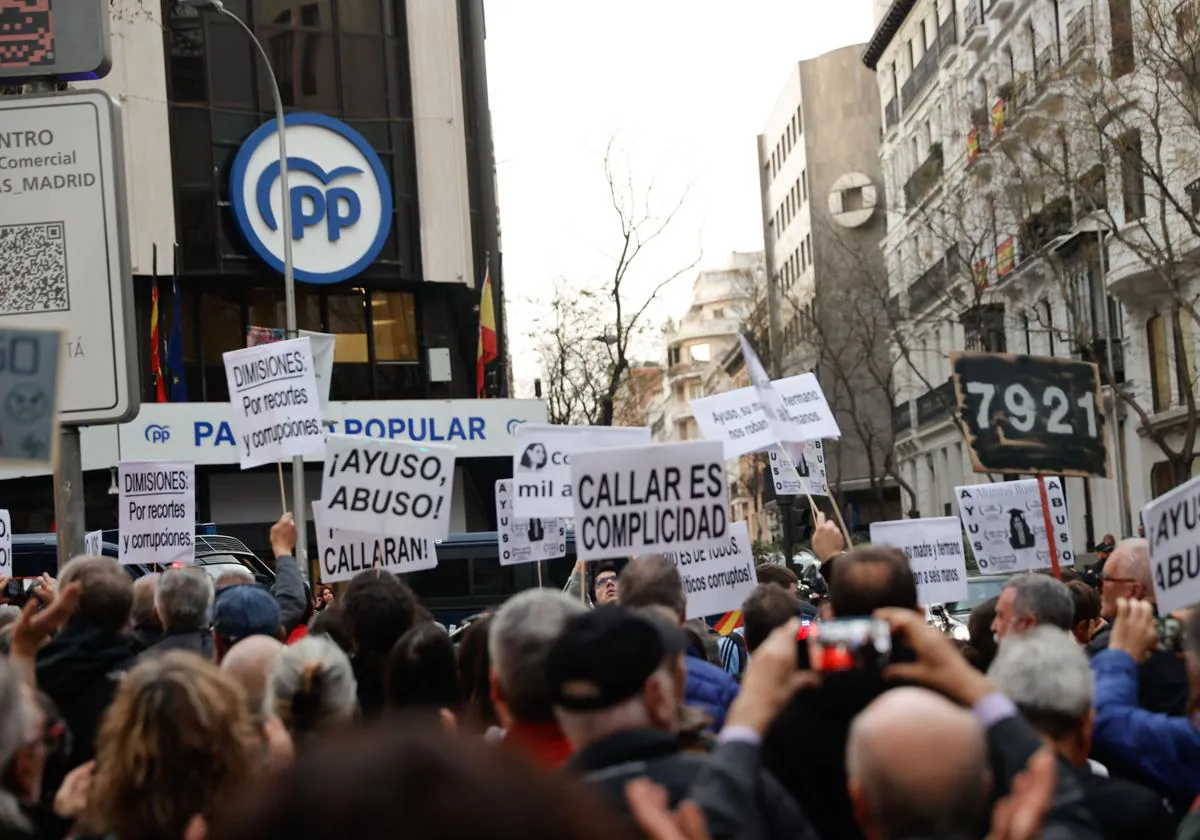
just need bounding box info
[230,113,393,285]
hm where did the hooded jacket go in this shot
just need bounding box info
[684,649,739,731]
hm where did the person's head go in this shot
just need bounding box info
[339,571,417,656]
[385,622,461,718]
[742,583,801,652]
[846,687,990,840]
[266,635,358,743]
[488,590,584,728]
[220,635,285,723]
[756,563,799,598]
[992,574,1074,640]
[828,547,918,618]
[130,574,160,631]
[617,555,685,620]
[0,659,35,831]
[213,585,282,661]
[215,567,255,590]
[457,613,498,732]
[1067,580,1102,645]
[987,626,1094,767]
[1101,538,1153,619]
[317,585,335,608]
[548,606,688,749]
[591,561,620,606]
[154,567,215,635]
[308,606,351,651]
[208,724,620,840]
[965,596,1000,672]
[59,555,133,634]
[91,652,259,840]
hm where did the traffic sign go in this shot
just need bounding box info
[0,1,112,82]
[229,113,393,285]
[0,90,137,425]
[951,352,1109,477]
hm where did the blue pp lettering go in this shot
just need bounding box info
[291,185,326,240]
[325,187,361,241]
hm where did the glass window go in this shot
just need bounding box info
[371,292,419,361]
[246,287,321,334]
[167,23,206,103]
[177,190,217,272]
[338,0,384,33]
[1119,130,1146,221]
[689,343,711,363]
[1176,311,1197,405]
[207,21,255,107]
[327,291,370,362]
[1147,313,1171,412]
[170,109,212,189]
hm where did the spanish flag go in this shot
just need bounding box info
[714,610,743,636]
[476,266,497,398]
[150,282,166,403]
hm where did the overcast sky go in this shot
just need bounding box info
[485,0,877,392]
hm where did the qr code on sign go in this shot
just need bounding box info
[0,221,69,314]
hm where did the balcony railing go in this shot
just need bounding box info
[908,245,958,313]
[916,379,956,426]
[938,8,958,53]
[904,143,944,207]
[893,401,913,434]
[1020,194,1074,253]
[884,97,899,130]
[1187,176,1200,215]
[1034,45,1057,91]
[1067,10,1091,64]
[963,0,985,39]
[901,42,941,108]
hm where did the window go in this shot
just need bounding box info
[806,234,813,266]
[1107,0,1134,77]
[1177,311,1197,405]
[802,169,809,202]
[689,343,711,363]
[1118,130,1146,221]
[688,382,704,401]
[372,292,419,362]
[1147,313,1171,412]
[796,104,803,135]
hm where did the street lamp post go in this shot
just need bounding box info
[186,0,307,570]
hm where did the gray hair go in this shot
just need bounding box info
[0,659,31,831]
[618,555,686,617]
[154,568,214,633]
[988,626,1092,735]
[215,566,254,588]
[266,635,357,738]
[489,589,586,724]
[131,574,159,628]
[1112,538,1152,592]
[1005,573,1074,632]
[59,555,133,632]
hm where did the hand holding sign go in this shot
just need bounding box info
[1141,475,1200,614]
[869,517,968,605]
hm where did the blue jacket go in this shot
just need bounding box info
[1091,648,1200,805]
[685,649,739,731]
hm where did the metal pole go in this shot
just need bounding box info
[1097,229,1130,537]
[215,4,308,575]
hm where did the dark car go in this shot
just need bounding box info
[946,574,1010,621]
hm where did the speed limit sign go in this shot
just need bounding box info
[951,352,1110,478]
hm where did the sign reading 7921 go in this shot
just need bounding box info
[951,352,1110,478]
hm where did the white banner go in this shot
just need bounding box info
[320,435,455,540]
[118,461,195,566]
[312,501,438,584]
[870,516,968,605]
[740,335,803,446]
[570,440,729,561]
[512,423,650,519]
[299,330,336,410]
[1141,476,1200,613]
[495,479,566,566]
[667,521,757,619]
[955,479,1074,574]
[222,337,326,469]
[691,387,775,458]
[84,530,103,557]
[0,511,10,577]
[770,441,828,497]
[774,373,841,441]
[0,327,63,469]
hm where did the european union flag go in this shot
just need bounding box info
[166,278,188,402]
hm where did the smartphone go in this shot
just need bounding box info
[3,580,21,601]
[1156,616,1185,654]
[796,619,814,670]
[810,618,893,673]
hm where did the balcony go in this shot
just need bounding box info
[1080,338,1126,384]
[938,9,958,63]
[907,245,959,314]
[962,0,988,51]
[966,107,989,164]
[915,379,956,427]
[893,400,913,434]
[1019,194,1074,253]
[1076,165,1108,219]
[1033,45,1057,93]
[884,97,899,131]
[904,143,944,207]
[991,0,1015,21]
[1066,10,1092,65]
[901,42,941,110]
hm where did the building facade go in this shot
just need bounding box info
[757,45,900,531]
[864,0,1196,546]
[0,0,528,560]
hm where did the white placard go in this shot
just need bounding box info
[570,440,729,561]
[118,461,195,566]
[692,386,776,458]
[84,530,104,557]
[667,521,758,619]
[299,330,336,410]
[312,501,438,584]
[512,423,651,519]
[774,373,842,441]
[870,516,969,605]
[222,338,326,469]
[320,435,455,540]
[740,335,805,445]
[0,327,63,468]
[955,478,1074,574]
[495,479,566,566]
[0,511,10,577]
[770,441,828,496]
[1141,475,1200,613]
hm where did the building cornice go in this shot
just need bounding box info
[862,0,918,70]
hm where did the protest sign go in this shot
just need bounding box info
[870,517,968,604]
[740,335,803,446]
[495,479,566,566]
[570,440,729,562]
[299,330,336,409]
[84,530,104,556]
[770,441,828,496]
[1141,476,1200,613]
[952,352,1108,477]
[955,478,1074,573]
[666,521,757,619]
[512,423,651,519]
[118,461,195,566]
[222,337,325,469]
[0,327,63,468]
[312,501,438,584]
[774,374,842,441]
[320,435,455,540]
[692,386,775,458]
[0,511,9,577]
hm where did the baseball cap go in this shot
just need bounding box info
[546,606,688,712]
[213,584,281,642]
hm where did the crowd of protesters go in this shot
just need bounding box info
[0,510,1196,840]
